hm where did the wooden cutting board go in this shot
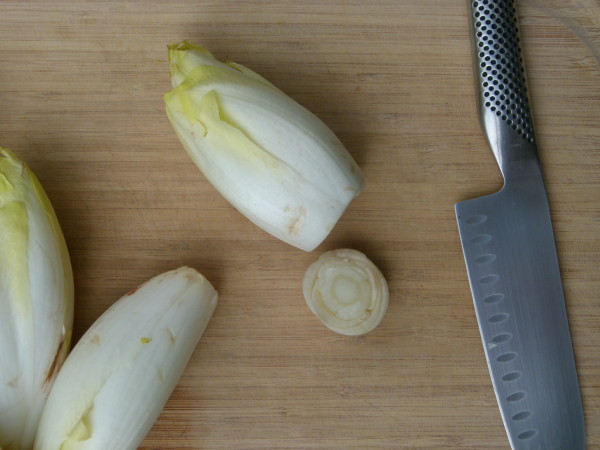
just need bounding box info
[1,0,599,448]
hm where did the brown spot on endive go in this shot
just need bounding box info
[44,338,66,386]
[7,375,20,388]
[287,206,306,236]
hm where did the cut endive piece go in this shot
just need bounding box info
[164,41,364,252]
[0,148,73,450]
[34,267,218,450]
[303,249,388,336]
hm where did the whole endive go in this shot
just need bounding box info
[34,267,218,450]
[164,41,364,251]
[0,148,73,450]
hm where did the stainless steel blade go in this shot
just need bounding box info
[456,1,585,448]
[456,180,585,449]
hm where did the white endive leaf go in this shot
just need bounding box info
[165,42,364,251]
[34,267,218,450]
[0,148,73,450]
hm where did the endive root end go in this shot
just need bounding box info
[303,249,389,336]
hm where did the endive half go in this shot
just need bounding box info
[0,148,73,450]
[165,41,364,252]
[34,267,218,450]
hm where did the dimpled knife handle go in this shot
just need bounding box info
[468,0,539,175]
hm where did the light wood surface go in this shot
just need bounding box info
[1,0,599,448]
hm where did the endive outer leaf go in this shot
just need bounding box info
[165,42,364,252]
[0,148,73,450]
[34,267,218,450]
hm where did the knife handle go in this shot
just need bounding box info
[468,0,539,178]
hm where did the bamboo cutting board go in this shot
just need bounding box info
[1,0,599,448]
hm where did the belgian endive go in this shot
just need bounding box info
[0,148,73,450]
[34,267,218,450]
[164,41,364,251]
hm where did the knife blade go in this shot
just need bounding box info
[455,1,585,448]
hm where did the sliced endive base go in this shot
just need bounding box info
[303,249,388,336]
[34,267,218,450]
[0,148,73,450]
[165,41,364,252]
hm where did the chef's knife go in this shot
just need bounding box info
[455,1,585,448]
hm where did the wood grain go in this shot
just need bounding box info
[0,0,599,448]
